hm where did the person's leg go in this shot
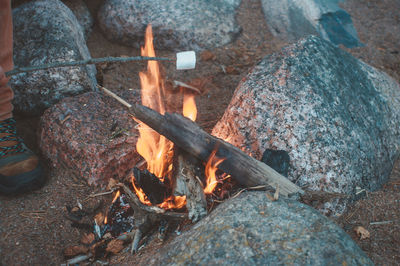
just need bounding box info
[0,0,14,120]
[0,0,45,194]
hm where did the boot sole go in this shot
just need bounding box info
[0,164,46,195]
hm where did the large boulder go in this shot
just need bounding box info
[39,91,141,187]
[261,0,362,48]
[10,0,97,116]
[212,36,400,215]
[133,191,373,265]
[98,0,241,50]
[62,0,94,38]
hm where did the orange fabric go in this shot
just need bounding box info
[0,0,13,121]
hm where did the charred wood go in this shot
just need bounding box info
[173,148,207,222]
[118,183,187,252]
[133,167,171,205]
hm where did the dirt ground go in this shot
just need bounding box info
[1,0,399,265]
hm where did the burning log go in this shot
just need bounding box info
[173,148,207,222]
[102,87,303,197]
[133,167,170,205]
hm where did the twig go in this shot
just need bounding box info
[5,56,174,77]
[84,189,116,201]
[99,86,132,108]
[66,253,92,265]
[370,220,393,225]
[131,229,142,254]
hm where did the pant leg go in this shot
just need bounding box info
[0,0,13,121]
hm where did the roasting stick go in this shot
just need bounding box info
[5,50,196,77]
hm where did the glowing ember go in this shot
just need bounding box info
[183,93,197,122]
[204,148,225,194]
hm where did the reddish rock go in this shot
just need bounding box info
[39,91,142,187]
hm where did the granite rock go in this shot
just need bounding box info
[39,91,141,187]
[135,191,373,265]
[212,36,400,215]
[10,0,97,115]
[98,0,241,50]
[261,0,362,48]
[62,0,94,38]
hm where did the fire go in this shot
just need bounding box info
[112,190,120,203]
[159,195,187,209]
[133,25,225,210]
[183,93,197,121]
[136,25,173,180]
[131,175,151,206]
[204,148,225,194]
[133,24,188,210]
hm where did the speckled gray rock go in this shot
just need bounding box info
[39,90,141,187]
[10,0,96,115]
[261,0,362,48]
[62,0,94,38]
[98,0,241,50]
[135,191,373,265]
[212,36,400,215]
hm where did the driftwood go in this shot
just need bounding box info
[103,87,303,196]
[173,148,207,222]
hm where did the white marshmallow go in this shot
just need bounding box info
[176,51,196,70]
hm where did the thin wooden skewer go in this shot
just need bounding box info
[5,56,174,77]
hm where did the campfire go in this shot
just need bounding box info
[131,25,232,215]
[63,25,302,264]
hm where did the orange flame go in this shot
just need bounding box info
[112,190,120,203]
[204,148,225,194]
[183,93,197,122]
[159,195,187,209]
[131,175,151,206]
[136,25,173,179]
[133,24,186,210]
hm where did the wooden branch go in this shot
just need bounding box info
[173,148,207,222]
[104,87,303,196]
[5,56,173,77]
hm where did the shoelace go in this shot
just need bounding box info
[0,118,26,157]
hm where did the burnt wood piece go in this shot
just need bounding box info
[133,167,171,205]
[102,87,303,196]
[173,148,207,222]
[261,149,290,177]
[118,183,187,252]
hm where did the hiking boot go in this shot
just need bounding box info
[0,118,45,194]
